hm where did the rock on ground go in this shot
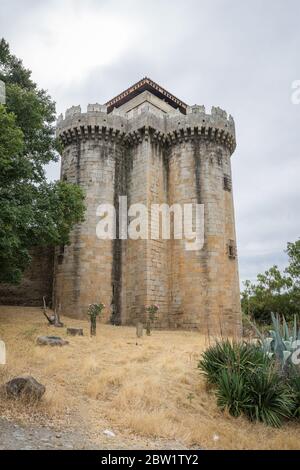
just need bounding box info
[3,376,45,401]
[36,336,69,346]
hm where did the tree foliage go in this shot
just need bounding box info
[0,39,85,284]
[241,240,300,323]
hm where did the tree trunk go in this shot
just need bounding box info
[90,317,97,336]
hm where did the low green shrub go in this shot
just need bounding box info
[216,369,250,418]
[287,365,300,418]
[244,366,294,427]
[215,365,294,427]
[199,340,299,427]
[198,340,269,385]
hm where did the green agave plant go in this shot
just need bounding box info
[254,313,300,369]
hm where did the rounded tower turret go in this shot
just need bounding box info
[55,104,127,322]
[167,105,241,336]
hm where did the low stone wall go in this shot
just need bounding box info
[0,247,54,307]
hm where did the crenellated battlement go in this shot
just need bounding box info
[57,102,236,153]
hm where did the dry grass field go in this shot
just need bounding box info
[0,306,299,450]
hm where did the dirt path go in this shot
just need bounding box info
[0,417,92,450]
[0,417,191,450]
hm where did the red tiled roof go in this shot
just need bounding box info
[105,77,187,114]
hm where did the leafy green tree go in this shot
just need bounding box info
[285,239,300,314]
[285,240,300,284]
[0,39,85,284]
[241,240,300,323]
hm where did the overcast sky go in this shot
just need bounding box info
[1,0,299,284]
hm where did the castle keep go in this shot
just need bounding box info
[54,78,241,335]
[0,78,241,334]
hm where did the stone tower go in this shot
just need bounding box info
[55,77,241,335]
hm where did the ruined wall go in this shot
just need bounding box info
[0,247,54,307]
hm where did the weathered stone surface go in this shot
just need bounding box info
[36,336,69,346]
[66,328,83,336]
[4,376,45,400]
[0,78,242,336]
[53,79,241,336]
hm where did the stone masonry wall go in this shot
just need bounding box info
[145,141,170,328]
[54,138,124,320]
[122,142,149,324]
[55,102,242,334]
[168,140,207,330]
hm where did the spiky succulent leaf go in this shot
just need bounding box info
[198,340,269,385]
[244,367,294,427]
[258,315,300,368]
[216,369,251,418]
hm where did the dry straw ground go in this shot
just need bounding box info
[0,306,299,450]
